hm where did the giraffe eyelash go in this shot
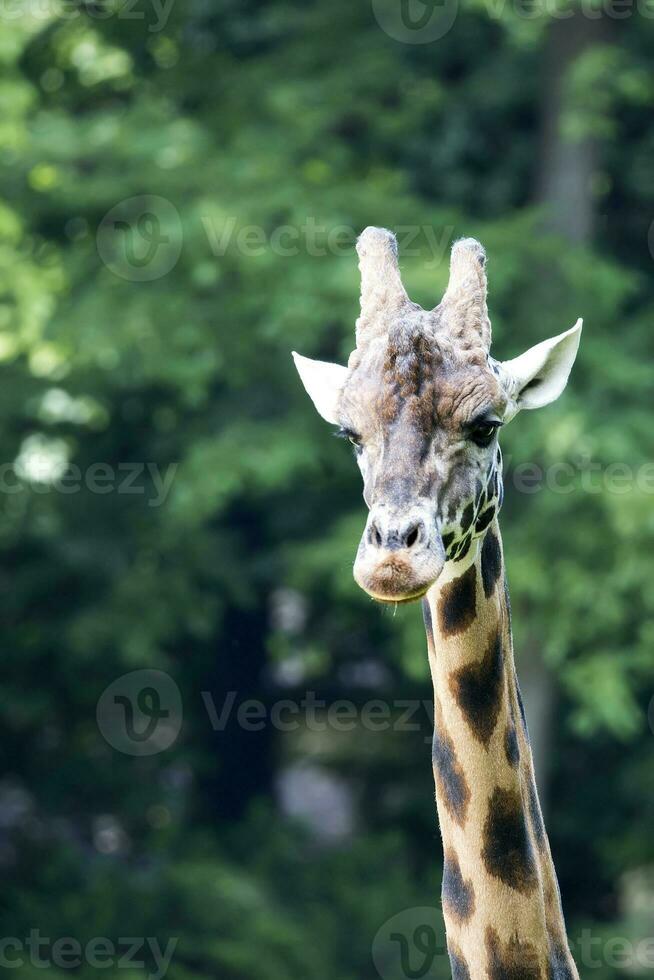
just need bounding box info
[334,426,361,445]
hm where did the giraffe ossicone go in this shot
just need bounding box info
[293,227,582,979]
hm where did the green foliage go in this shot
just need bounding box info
[0,3,653,978]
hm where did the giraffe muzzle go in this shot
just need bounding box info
[353,506,446,603]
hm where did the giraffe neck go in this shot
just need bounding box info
[423,520,578,980]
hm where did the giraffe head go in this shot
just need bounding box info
[293,228,581,604]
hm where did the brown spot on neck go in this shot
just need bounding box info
[481,526,502,598]
[432,701,471,827]
[438,564,477,636]
[448,945,471,980]
[486,926,543,980]
[449,627,504,746]
[482,786,539,895]
[442,849,475,924]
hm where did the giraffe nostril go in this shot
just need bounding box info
[404,523,421,549]
[369,521,383,548]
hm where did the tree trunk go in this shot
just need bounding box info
[523,12,611,803]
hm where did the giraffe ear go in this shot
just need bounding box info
[292,352,348,425]
[501,319,582,414]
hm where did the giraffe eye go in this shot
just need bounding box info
[470,421,501,447]
[335,426,362,447]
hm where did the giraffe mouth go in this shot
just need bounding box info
[354,554,443,605]
[367,585,431,605]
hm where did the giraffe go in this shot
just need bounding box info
[292,227,582,979]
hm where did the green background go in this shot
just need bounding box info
[1,1,653,977]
